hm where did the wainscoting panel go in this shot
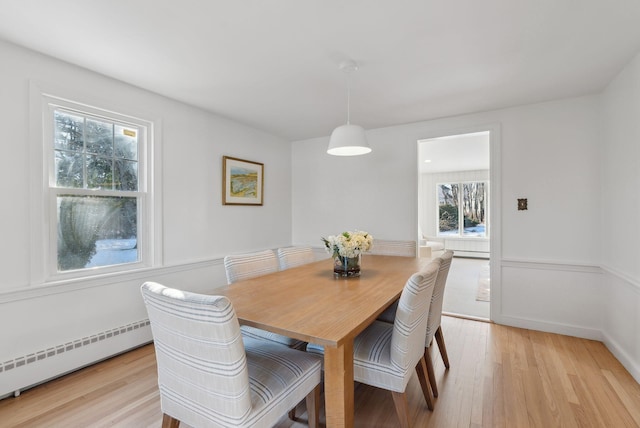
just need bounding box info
[496,259,603,340]
[601,266,640,384]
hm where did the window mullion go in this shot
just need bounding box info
[459,188,464,236]
[82,116,88,190]
[111,124,115,191]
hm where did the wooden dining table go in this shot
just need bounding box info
[214,254,433,428]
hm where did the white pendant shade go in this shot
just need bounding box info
[327,59,371,156]
[327,124,371,156]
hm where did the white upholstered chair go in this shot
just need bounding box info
[223,250,306,350]
[224,249,280,284]
[141,282,322,428]
[377,250,454,401]
[422,250,453,396]
[277,246,315,270]
[368,239,417,257]
[307,259,441,427]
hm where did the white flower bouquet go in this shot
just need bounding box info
[322,230,373,259]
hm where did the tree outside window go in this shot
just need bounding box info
[437,182,487,237]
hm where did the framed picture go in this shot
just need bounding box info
[222,156,264,205]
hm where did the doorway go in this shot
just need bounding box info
[417,131,491,320]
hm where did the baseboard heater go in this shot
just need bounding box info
[0,319,152,399]
[445,238,490,258]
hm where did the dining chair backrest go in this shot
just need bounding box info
[425,250,454,344]
[391,258,441,374]
[303,259,442,426]
[224,249,307,350]
[224,249,279,284]
[369,239,417,257]
[277,246,315,270]
[141,282,253,425]
[141,281,322,428]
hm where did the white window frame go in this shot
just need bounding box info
[30,84,161,284]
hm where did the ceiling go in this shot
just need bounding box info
[419,132,490,174]
[1,1,639,142]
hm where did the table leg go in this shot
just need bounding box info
[323,341,354,428]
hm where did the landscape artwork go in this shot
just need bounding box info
[222,156,264,205]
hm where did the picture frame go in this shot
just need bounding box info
[222,156,264,205]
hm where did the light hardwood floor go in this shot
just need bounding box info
[2,316,639,427]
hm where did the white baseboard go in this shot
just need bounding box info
[452,251,490,259]
[602,333,640,384]
[494,314,603,341]
[487,314,639,385]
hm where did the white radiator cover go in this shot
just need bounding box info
[0,319,152,399]
[444,238,490,256]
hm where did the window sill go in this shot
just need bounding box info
[1,258,223,304]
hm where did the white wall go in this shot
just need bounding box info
[0,40,293,396]
[292,96,604,339]
[292,124,420,245]
[294,96,601,262]
[600,50,640,382]
[293,67,640,382]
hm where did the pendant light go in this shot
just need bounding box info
[327,60,371,156]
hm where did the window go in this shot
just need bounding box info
[437,181,487,237]
[45,99,151,274]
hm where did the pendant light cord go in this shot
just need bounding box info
[346,71,351,125]
[327,59,371,156]
[339,59,358,126]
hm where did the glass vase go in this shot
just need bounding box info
[333,254,361,277]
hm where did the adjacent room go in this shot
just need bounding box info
[418,131,491,320]
[1,2,639,427]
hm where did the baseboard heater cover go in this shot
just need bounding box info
[0,319,151,398]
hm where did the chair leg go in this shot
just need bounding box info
[435,326,450,369]
[306,384,321,428]
[415,356,434,411]
[162,413,180,428]
[289,340,309,422]
[424,346,439,397]
[391,391,412,428]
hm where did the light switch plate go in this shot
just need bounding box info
[518,198,528,210]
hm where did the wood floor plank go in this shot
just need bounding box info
[479,328,495,428]
[571,340,638,427]
[1,317,639,428]
[502,351,530,427]
[529,330,579,428]
[469,322,487,427]
[543,331,580,405]
[568,373,610,427]
[602,369,640,427]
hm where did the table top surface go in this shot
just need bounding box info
[214,254,433,347]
